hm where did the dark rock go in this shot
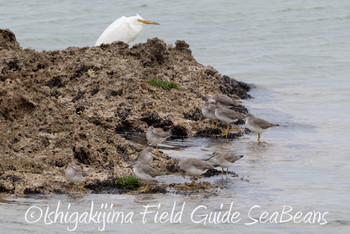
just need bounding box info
[85,176,131,194]
[110,89,123,96]
[195,127,243,139]
[23,187,41,194]
[116,145,129,161]
[183,107,205,121]
[140,112,173,128]
[171,125,188,139]
[141,185,167,194]
[244,128,252,134]
[203,168,239,177]
[72,90,84,103]
[228,105,249,115]
[0,29,21,50]
[205,68,217,77]
[90,86,99,96]
[235,119,245,125]
[70,65,98,80]
[50,90,61,98]
[8,165,16,171]
[115,120,134,133]
[75,106,85,114]
[53,189,64,194]
[175,40,191,53]
[132,38,168,65]
[85,177,117,193]
[0,184,10,193]
[72,146,92,165]
[220,75,251,99]
[195,128,222,137]
[202,168,222,177]
[166,164,181,173]
[7,60,21,72]
[46,76,64,88]
[116,108,132,120]
[53,160,65,168]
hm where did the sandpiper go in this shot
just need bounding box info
[133,161,164,192]
[146,126,171,153]
[202,101,218,128]
[207,151,243,177]
[137,147,154,164]
[178,158,214,184]
[208,94,241,108]
[214,103,245,138]
[65,162,88,194]
[245,113,279,142]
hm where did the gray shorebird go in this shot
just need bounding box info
[133,161,164,192]
[65,162,88,194]
[202,101,218,128]
[137,147,154,164]
[146,126,171,153]
[178,158,214,184]
[208,94,241,108]
[245,113,279,142]
[214,103,245,138]
[207,151,243,177]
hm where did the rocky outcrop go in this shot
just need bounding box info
[0,29,250,195]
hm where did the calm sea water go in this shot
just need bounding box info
[1,0,350,233]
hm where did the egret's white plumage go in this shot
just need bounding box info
[95,14,159,46]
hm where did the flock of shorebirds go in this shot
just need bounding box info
[65,94,279,193]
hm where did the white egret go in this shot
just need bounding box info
[95,14,159,46]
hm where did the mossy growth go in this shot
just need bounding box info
[147,79,180,91]
[116,176,142,190]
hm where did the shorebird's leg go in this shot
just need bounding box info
[155,144,159,153]
[215,120,218,128]
[257,133,261,142]
[195,175,200,184]
[211,120,214,128]
[191,176,196,184]
[141,182,150,193]
[71,184,75,193]
[226,168,229,177]
[222,124,230,138]
[80,183,82,194]
[221,167,224,177]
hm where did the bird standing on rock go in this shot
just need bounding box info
[208,94,241,108]
[146,126,171,153]
[202,101,218,128]
[202,94,242,129]
[137,147,154,164]
[245,113,279,142]
[178,158,214,184]
[133,161,164,192]
[65,162,88,194]
[95,14,159,46]
[207,151,243,177]
[214,102,245,138]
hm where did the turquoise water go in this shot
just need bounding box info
[1,0,350,233]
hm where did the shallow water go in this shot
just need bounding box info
[1,0,350,233]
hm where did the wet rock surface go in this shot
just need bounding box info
[0,29,250,195]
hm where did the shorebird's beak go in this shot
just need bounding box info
[138,19,159,25]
